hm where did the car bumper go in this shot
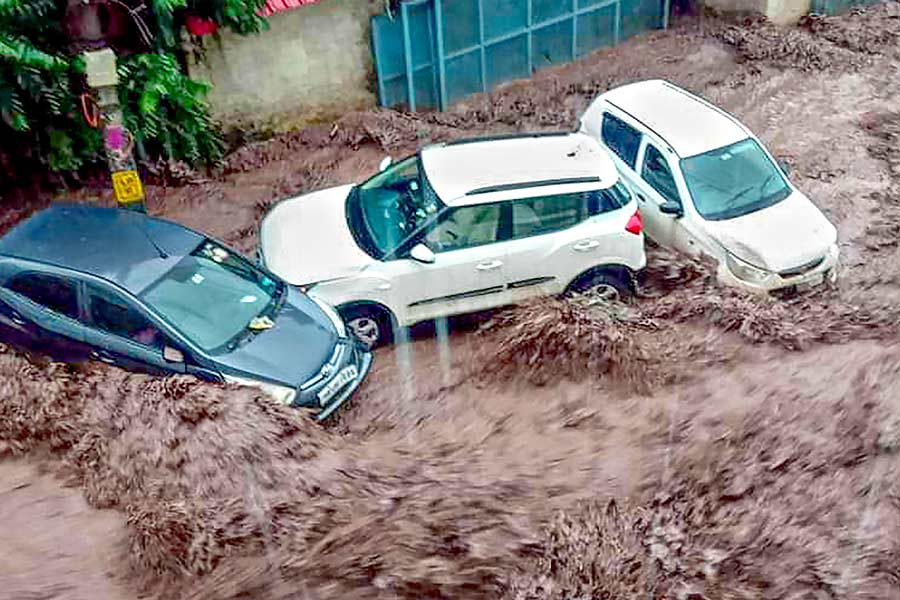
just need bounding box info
[316,347,372,421]
[717,245,840,294]
[294,338,373,421]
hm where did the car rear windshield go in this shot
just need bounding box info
[681,138,791,221]
[140,241,280,353]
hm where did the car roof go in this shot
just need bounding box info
[0,204,204,294]
[420,131,620,205]
[600,79,749,158]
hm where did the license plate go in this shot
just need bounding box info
[317,365,358,405]
[797,272,825,291]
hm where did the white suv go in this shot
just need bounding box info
[258,132,645,347]
[580,79,839,294]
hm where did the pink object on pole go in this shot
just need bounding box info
[105,126,126,151]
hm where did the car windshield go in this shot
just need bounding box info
[681,138,791,221]
[140,240,281,353]
[353,155,443,256]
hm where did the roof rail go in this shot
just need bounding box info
[467,176,600,196]
[443,130,572,148]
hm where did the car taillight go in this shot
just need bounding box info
[625,210,642,235]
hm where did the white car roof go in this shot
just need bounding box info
[421,132,620,206]
[600,80,748,158]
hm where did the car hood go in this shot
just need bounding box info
[704,191,837,272]
[214,287,338,387]
[259,184,375,285]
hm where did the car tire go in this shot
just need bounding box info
[565,268,634,302]
[339,304,395,349]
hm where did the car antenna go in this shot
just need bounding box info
[132,219,169,259]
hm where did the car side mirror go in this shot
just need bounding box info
[409,243,436,264]
[163,346,184,363]
[378,156,393,172]
[659,199,684,217]
[778,158,791,176]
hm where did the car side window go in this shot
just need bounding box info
[86,284,164,348]
[425,204,501,253]
[7,272,79,319]
[512,192,586,239]
[601,113,641,168]
[641,145,680,203]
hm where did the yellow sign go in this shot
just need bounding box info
[111,170,144,205]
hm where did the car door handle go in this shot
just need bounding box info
[90,350,115,365]
[10,312,26,326]
[476,260,503,271]
[573,240,600,252]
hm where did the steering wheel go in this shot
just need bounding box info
[395,186,417,231]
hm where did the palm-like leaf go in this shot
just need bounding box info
[1,0,261,179]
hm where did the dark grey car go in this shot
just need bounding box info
[0,204,372,421]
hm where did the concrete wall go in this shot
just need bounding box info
[187,0,381,132]
[703,0,811,23]
[764,0,811,23]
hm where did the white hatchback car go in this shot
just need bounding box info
[580,79,839,293]
[258,132,646,347]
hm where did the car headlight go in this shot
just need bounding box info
[725,252,772,284]
[311,296,347,337]
[223,375,297,406]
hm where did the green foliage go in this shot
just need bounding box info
[184,0,269,35]
[0,0,65,46]
[0,1,100,177]
[119,52,224,164]
[151,0,269,50]
[0,36,68,72]
[153,0,189,49]
[0,0,271,184]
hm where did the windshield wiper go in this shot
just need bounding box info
[267,282,286,317]
[757,172,786,201]
[722,184,756,215]
[225,327,255,352]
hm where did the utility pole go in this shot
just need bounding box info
[82,48,146,213]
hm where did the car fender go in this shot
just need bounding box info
[308,275,399,318]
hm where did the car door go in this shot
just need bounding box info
[0,272,44,351]
[591,110,677,241]
[0,270,93,361]
[81,281,186,376]
[633,141,681,248]
[597,111,642,172]
[595,111,668,227]
[385,202,508,323]
[636,142,710,258]
[502,190,604,302]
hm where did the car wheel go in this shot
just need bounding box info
[567,269,634,302]
[340,305,394,349]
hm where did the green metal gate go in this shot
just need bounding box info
[810,0,882,14]
[372,0,665,111]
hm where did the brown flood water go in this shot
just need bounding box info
[1,4,900,599]
[0,461,130,600]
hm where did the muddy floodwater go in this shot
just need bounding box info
[2,5,900,599]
